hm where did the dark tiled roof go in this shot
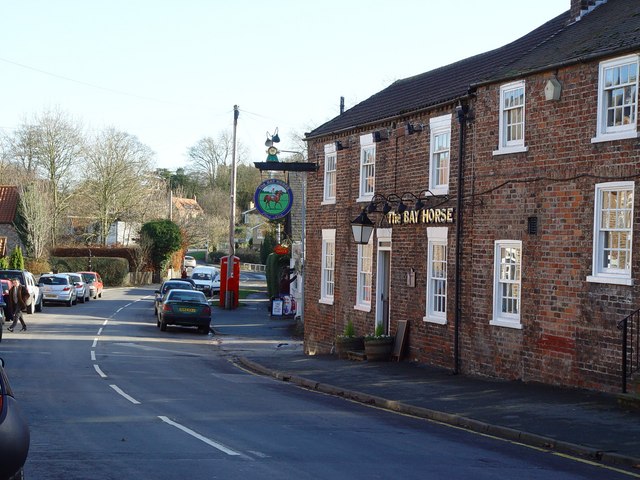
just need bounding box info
[489,0,640,82]
[0,186,18,224]
[307,0,640,139]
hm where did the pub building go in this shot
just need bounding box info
[302,0,640,394]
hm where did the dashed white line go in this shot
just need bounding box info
[102,319,109,326]
[92,338,98,348]
[94,364,107,378]
[110,384,141,404]
[91,351,96,361]
[158,416,241,456]
[97,327,103,335]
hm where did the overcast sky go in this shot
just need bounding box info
[0,1,569,170]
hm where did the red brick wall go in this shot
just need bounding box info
[304,57,639,393]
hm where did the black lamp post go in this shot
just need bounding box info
[350,209,375,245]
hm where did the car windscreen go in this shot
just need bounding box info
[162,282,192,293]
[192,273,212,280]
[81,273,96,282]
[167,291,206,303]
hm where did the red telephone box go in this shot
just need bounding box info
[220,255,240,309]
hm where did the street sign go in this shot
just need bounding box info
[254,178,293,220]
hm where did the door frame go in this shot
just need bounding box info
[375,228,392,334]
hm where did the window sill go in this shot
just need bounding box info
[490,318,522,329]
[428,186,449,197]
[354,303,371,313]
[423,315,447,325]
[591,130,638,144]
[321,199,336,206]
[356,195,374,204]
[492,145,528,156]
[586,275,633,286]
[319,297,334,305]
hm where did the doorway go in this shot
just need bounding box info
[376,229,392,334]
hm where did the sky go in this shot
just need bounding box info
[0,1,569,170]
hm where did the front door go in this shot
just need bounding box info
[376,229,392,334]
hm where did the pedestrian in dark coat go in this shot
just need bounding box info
[7,278,29,332]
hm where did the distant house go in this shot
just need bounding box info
[242,203,266,245]
[105,220,140,247]
[0,185,23,256]
[171,196,204,221]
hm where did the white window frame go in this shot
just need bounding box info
[592,54,639,143]
[491,240,522,329]
[319,229,335,304]
[322,143,337,204]
[357,133,375,202]
[429,114,452,195]
[493,80,528,155]
[587,181,634,286]
[424,227,448,324]
[355,239,373,311]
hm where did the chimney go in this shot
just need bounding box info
[570,0,606,23]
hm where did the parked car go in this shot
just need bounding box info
[190,266,221,297]
[62,272,90,303]
[38,274,77,307]
[154,280,195,315]
[0,297,4,343]
[156,289,211,334]
[183,255,197,268]
[78,271,103,299]
[0,358,30,480]
[0,279,11,320]
[0,270,43,314]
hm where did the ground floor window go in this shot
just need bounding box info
[424,227,448,324]
[491,240,522,329]
[355,240,373,311]
[320,229,335,304]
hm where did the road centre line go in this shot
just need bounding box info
[110,384,141,404]
[91,351,96,361]
[158,416,241,456]
[97,327,103,335]
[94,364,107,378]
[92,338,98,348]
[103,319,109,326]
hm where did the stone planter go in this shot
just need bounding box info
[335,336,365,359]
[364,336,394,361]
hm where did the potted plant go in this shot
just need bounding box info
[364,324,394,361]
[335,320,364,359]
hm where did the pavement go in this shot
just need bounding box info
[212,287,640,471]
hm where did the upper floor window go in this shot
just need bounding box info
[358,133,375,202]
[429,114,452,195]
[491,240,522,329]
[494,80,527,155]
[323,143,337,204]
[424,227,448,324]
[593,55,639,143]
[320,229,336,304]
[587,182,634,286]
[355,240,373,311]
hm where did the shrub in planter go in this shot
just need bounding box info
[335,320,364,359]
[364,324,394,361]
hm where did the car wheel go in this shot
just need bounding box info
[26,301,35,315]
[160,319,167,331]
[35,296,43,312]
[67,298,73,307]
[198,326,209,335]
[8,468,24,480]
[156,316,160,327]
[79,294,85,304]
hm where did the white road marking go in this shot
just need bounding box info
[102,319,109,326]
[94,364,107,378]
[97,327,103,335]
[110,384,141,404]
[91,351,96,361]
[92,338,98,348]
[158,416,241,456]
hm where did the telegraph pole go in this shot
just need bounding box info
[225,105,239,309]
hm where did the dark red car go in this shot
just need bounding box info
[78,271,103,299]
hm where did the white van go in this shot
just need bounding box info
[190,266,220,297]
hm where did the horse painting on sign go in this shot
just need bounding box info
[263,189,283,209]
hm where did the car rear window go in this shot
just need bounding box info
[41,276,68,285]
[168,291,206,303]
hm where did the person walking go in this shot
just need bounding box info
[7,278,29,332]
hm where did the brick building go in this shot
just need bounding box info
[303,0,640,393]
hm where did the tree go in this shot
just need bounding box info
[14,180,53,260]
[81,128,155,245]
[29,109,85,246]
[140,220,182,274]
[9,246,25,270]
[187,131,248,188]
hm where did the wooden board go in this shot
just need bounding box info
[392,320,408,361]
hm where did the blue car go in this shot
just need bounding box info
[0,358,30,479]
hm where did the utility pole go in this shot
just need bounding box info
[225,105,239,309]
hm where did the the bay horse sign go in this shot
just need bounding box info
[254,178,293,220]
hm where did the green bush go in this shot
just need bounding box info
[49,256,129,287]
[235,247,261,265]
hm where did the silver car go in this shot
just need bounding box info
[61,272,90,303]
[38,274,77,307]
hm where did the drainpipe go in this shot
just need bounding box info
[454,104,468,375]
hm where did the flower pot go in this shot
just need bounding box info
[364,337,394,361]
[336,336,364,359]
